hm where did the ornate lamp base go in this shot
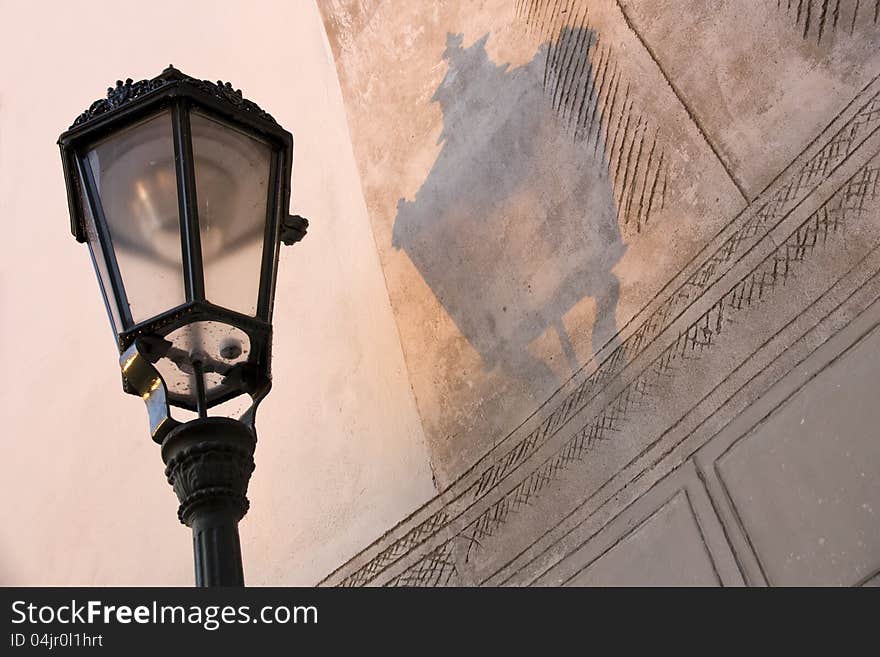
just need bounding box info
[161,417,256,587]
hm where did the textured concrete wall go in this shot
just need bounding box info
[0,0,435,585]
[318,1,880,586]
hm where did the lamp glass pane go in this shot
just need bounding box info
[80,187,122,334]
[191,110,272,317]
[86,110,185,325]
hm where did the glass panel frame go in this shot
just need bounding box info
[70,92,288,337]
[171,99,284,324]
[76,162,125,334]
[189,108,274,317]
[81,110,186,327]
[77,148,134,330]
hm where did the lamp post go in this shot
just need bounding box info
[57,65,308,587]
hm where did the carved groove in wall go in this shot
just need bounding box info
[515,0,670,233]
[776,0,880,42]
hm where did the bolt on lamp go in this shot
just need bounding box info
[58,66,308,586]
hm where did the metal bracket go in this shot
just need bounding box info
[120,337,180,444]
[220,361,270,429]
[280,214,309,246]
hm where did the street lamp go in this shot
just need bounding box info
[57,65,308,586]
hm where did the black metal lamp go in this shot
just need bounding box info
[58,65,308,586]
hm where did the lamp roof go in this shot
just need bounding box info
[70,65,277,130]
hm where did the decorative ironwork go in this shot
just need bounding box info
[163,421,256,526]
[188,78,277,125]
[71,65,277,128]
[161,417,257,586]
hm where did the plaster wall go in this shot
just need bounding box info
[317,1,880,586]
[0,0,435,585]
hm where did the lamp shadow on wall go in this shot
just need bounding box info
[392,31,625,395]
